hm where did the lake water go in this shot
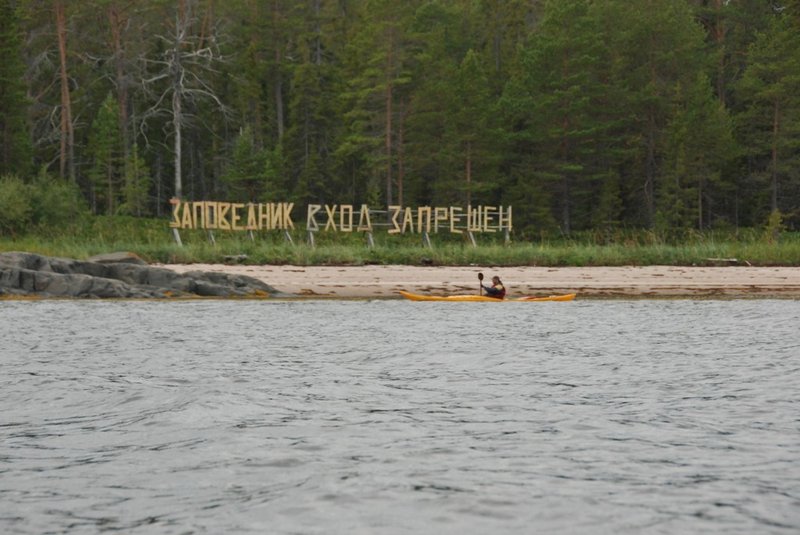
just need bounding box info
[1,298,798,534]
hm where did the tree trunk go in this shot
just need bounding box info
[273,1,284,140]
[274,54,284,140]
[713,0,726,106]
[385,28,394,207]
[108,4,131,189]
[314,0,322,66]
[465,141,472,207]
[196,130,207,200]
[562,177,571,235]
[771,100,780,212]
[560,131,570,234]
[385,81,393,207]
[107,160,114,214]
[55,0,75,183]
[197,0,213,50]
[172,2,186,199]
[397,99,405,207]
[644,111,657,226]
[560,53,572,233]
[173,83,183,199]
[247,0,263,148]
[489,2,501,72]
[644,44,659,227]
[698,180,703,230]
[156,151,163,216]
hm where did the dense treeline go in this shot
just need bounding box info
[1,0,799,238]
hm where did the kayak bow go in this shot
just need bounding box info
[399,291,576,302]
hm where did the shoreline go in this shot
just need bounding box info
[158,264,800,299]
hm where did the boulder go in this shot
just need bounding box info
[0,252,284,299]
[88,251,148,265]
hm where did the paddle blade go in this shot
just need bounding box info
[478,272,484,281]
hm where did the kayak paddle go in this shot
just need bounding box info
[478,272,484,296]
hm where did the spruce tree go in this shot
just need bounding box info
[221,126,269,202]
[500,0,604,233]
[87,94,123,214]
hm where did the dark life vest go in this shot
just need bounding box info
[485,282,506,299]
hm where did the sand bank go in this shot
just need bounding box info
[158,264,800,298]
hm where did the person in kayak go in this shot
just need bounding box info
[482,275,506,299]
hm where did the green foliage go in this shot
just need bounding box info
[264,143,287,201]
[764,209,785,243]
[221,126,269,202]
[3,214,800,267]
[119,145,150,216]
[735,12,800,218]
[592,171,624,230]
[0,170,88,236]
[0,174,33,235]
[444,49,497,205]
[4,0,800,238]
[86,93,124,214]
[29,169,88,230]
[0,0,32,175]
[658,74,738,231]
[500,0,617,233]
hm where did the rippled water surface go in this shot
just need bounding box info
[1,299,799,534]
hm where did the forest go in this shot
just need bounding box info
[1,0,799,239]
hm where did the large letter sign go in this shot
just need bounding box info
[171,199,511,235]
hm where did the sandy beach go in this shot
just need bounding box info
[159,264,800,298]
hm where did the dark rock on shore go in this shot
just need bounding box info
[87,251,150,266]
[0,252,284,299]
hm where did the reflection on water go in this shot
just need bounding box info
[1,299,799,534]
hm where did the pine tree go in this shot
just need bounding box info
[337,0,418,208]
[597,0,718,227]
[735,12,800,222]
[500,0,605,233]
[658,73,737,232]
[444,49,495,207]
[691,0,776,105]
[0,0,32,176]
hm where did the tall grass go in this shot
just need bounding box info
[1,215,799,266]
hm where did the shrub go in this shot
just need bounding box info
[0,174,33,235]
[30,171,89,230]
[764,209,784,244]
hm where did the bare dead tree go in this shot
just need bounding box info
[140,0,228,201]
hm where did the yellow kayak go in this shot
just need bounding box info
[399,291,576,302]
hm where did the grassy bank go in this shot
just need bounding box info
[1,216,799,267]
